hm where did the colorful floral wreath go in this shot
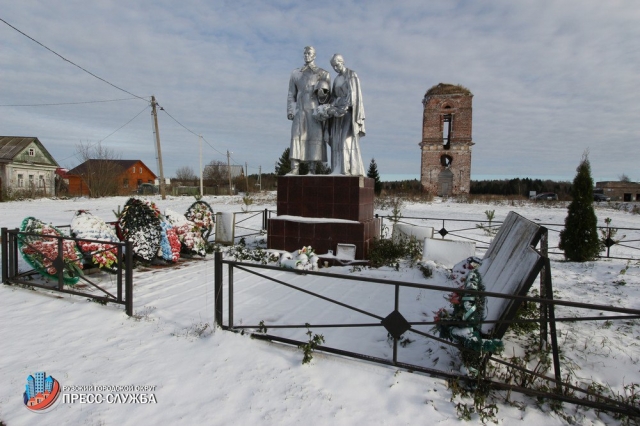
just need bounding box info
[164,208,207,257]
[18,217,83,285]
[185,201,215,242]
[434,257,504,376]
[70,210,119,270]
[159,221,181,262]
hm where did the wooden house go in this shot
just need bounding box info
[67,159,157,197]
[0,136,60,198]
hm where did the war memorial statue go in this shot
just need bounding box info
[327,54,366,177]
[287,48,366,177]
[286,46,330,175]
[271,48,379,259]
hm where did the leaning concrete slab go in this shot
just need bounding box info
[477,211,546,337]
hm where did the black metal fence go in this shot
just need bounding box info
[377,215,640,261]
[1,227,133,316]
[232,209,269,240]
[213,252,640,417]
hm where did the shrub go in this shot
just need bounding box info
[559,154,600,261]
[368,236,422,268]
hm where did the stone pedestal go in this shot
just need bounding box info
[267,175,380,259]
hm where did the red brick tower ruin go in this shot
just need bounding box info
[419,83,473,196]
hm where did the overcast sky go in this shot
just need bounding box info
[2,1,639,182]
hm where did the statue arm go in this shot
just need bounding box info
[351,71,365,136]
[287,73,297,120]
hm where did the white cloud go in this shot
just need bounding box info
[1,0,639,180]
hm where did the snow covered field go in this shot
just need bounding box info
[1,194,639,425]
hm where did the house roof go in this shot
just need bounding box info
[0,136,59,166]
[68,159,157,178]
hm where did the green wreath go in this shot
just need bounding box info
[434,258,504,376]
[18,217,83,285]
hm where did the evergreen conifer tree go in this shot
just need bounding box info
[367,158,382,196]
[275,148,312,175]
[275,148,291,176]
[559,153,601,261]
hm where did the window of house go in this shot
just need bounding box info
[38,175,45,187]
[29,175,34,186]
[139,167,142,174]
[17,174,24,188]
[28,148,35,156]
[132,167,136,173]
[137,179,142,186]
[442,114,452,150]
[123,178,129,188]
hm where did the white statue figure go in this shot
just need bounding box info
[287,46,331,175]
[328,54,366,176]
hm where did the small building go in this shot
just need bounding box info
[0,136,60,198]
[67,159,157,197]
[595,181,640,202]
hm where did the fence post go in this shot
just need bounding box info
[10,229,18,278]
[57,236,64,290]
[1,228,8,284]
[392,283,400,365]
[543,257,562,394]
[214,251,223,327]
[116,244,123,302]
[539,230,549,349]
[125,240,133,316]
[263,208,268,231]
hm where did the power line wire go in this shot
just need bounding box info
[100,105,150,144]
[0,18,149,102]
[159,106,228,158]
[0,97,140,107]
[0,18,265,173]
[158,105,248,168]
[57,104,151,163]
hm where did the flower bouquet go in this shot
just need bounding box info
[18,217,83,285]
[70,210,120,270]
[279,246,319,271]
[433,257,503,376]
[165,208,207,256]
[159,220,181,262]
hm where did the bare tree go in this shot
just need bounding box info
[619,173,631,183]
[175,166,198,184]
[75,141,123,197]
[203,160,228,186]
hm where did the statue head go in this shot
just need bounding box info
[303,46,316,64]
[330,54,345,74]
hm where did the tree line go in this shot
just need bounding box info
[470,178,572,198]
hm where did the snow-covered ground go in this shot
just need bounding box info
[1,194,639,425]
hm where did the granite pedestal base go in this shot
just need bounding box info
[267,175,380,259]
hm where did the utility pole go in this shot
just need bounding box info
[245,162,249,193]
[227,150,232,196]
[199,135,203,198]
[151,95,167,200]
[258,165,262,191]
